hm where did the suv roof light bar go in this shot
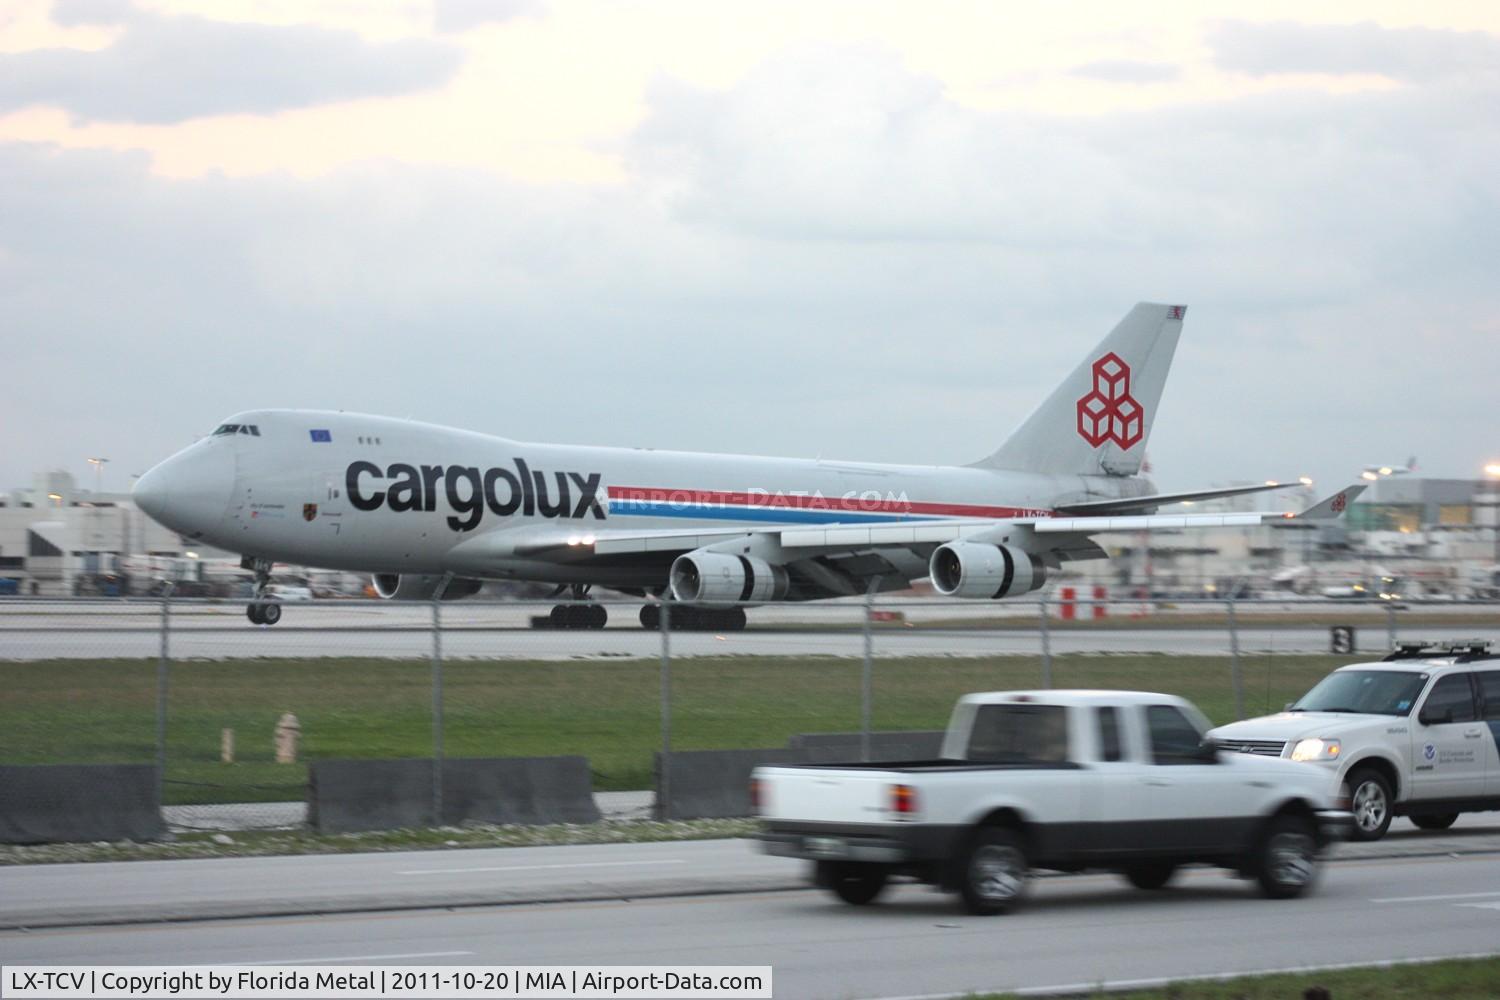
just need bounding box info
[1382,639,1494,662]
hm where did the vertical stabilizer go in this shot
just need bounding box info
[970,302,1185,476]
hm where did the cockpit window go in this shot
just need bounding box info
[212,424,260,437]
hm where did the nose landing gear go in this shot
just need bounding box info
[243,557,282,626]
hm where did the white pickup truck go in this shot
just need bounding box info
[754,690,1353,915]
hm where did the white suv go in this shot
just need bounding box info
[1209,640,1500,840]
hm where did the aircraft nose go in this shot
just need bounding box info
[133,442,235,537]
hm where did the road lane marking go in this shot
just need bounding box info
[1371,890,1500,903]
[397,860,687,876]
[1457,902,1500,911]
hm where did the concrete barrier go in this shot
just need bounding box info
[0,764,163,844]
[309,759,434,834]
[654,748,808,820]
[443,756,600,826]
[310,756,600,834]
[788,731,946,762]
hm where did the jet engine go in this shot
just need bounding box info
[669,551,789,607]
[928,542,1047,599]
[371,574,484,601]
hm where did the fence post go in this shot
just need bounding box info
[861,580,881,763]
[1227,597,1244,720]
[658,603,672,821]
[1385,600,1397,650]
[431,574,452,826]
[156,589,172,801]
[1038,593,1053,688]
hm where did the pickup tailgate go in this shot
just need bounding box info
[755,764,906,824]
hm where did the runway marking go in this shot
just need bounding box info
[396,859,687,876]
[1457,902,1500,911]
[1371,890,1500,903]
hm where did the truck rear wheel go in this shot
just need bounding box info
[815,861,888,906]
[959,827,1029,915]
[1255,814,1320,899]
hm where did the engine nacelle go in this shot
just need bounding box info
[371,574,484,601]
[929,542,1047,599]
[669,551,789,608]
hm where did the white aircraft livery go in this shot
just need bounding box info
[132,303,1362,629]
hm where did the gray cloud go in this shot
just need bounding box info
[433,0,547,34]
[1069,60,1179,84]
[49,0,140,27]
[1208,19,1500,83]
[0,6,463,123]
[2,35,1498,493]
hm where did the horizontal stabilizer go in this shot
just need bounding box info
[1295,484,1365,520]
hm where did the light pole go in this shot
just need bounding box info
[1485,464,1500,566]
[87,457,109,495]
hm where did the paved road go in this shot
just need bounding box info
[3,835,1499,998]
[4,600,1495,660]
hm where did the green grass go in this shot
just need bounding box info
[0,653,1349,804]
[982,954,1500,998]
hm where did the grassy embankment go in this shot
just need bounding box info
[0,653,1352,804]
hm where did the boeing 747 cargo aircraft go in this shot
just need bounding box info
[133,303,1360,628]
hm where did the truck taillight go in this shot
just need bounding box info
[891,783,918,817]
[749,778,763,811]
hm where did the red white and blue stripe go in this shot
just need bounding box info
[604,486,1048,524]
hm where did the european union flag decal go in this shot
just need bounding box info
[310,429,332,443]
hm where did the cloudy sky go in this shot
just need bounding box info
[2,0,1497,497]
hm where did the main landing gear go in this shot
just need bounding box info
[548,585,607,629]
[244,557,282,626]
[639,604,747,632]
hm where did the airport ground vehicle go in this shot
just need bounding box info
[754,690,1351,914]
[1210,640,1500,841]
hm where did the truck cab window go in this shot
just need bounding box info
[966,704,1069,764]
[1147,704,1206,764]
[1096,706,1122,762]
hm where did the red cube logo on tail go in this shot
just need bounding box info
[1077,352,1144,449]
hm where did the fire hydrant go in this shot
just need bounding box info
[274,713,301,764]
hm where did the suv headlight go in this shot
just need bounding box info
[1291,738,1341,762]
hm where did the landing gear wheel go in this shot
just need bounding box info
[959,826,1029,915]
[640,605,661,630]
[587,603,607,629]
[259,602,282,626]
[1411,813,1459,831]
[1122,862,1177,890]
[1346,767,1393,841]
[1255,814,1320,899]
[247,603,264,625]
[719,607,747,631]
[815,861,888,906]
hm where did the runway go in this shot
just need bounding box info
[3,600,1495,660]
[4,828,1499,999]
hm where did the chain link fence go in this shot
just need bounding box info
[3,594,1498,831]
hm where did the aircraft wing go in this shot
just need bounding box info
[1053,481,1296,516]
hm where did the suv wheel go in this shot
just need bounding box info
[1411,813,1459,831]
[1122,862,1177,890]
[1256,814,1320,899]
[1346,767,1393,841]
[959,827,1029,915]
